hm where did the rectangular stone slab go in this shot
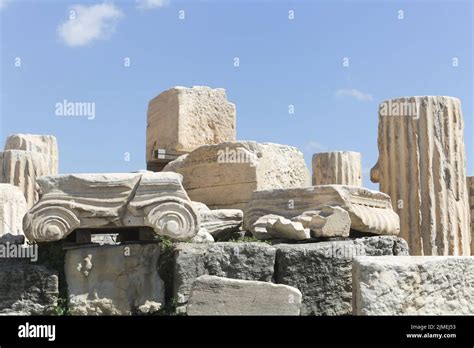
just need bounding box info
[164,141,311,209]
[146,86,236,163]
[353,256,474,315]
[187,275,301,315]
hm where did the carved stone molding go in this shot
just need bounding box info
[24,172,200,242]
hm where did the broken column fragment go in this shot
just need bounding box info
[0,184,28,243]
[146,86,236,171]
[263,206,351,240]
[4,134,59,173]
[266,217,311,240]
[371,96,470,255]
[192,201,243,240]
[296,206,351,238]
[468,176,474,254]
[0,134,58,208]
[245,185,400,239]
[312,151,362,186]
[163,141,311,210]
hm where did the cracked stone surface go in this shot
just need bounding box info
[171,242,276,310]
[274,236,409,315]
[187,275,302,315]
[1,134,58,208]
[65,243,164,315]
[0,184,28,240]
[0,259,58,315]
[245,185,400,237]
[163,141,311,210]
[353,256,474,315]
[146,86,236,163]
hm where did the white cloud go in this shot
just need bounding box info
[335,88,373,102]
[136,0,169,9]
[57,3,123,47]
[305,141,327,153]
[0,0,10,10]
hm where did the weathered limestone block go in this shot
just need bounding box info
[468,177,474,254]
[274,236,409,315]
[187,275,302,316]
[353,256,474,315]
[164,141,311,210]
[23,172,200,242]
[371,96,470,255]
[266,217,310,240]
[65,244,164,315]
[256,207,351,240]
[0,259,58,315]
[192,201,243,240]
[146,86,236,168]
[249,214,280,240]
[0,150,56,208]
[171,242,276,310]
[245,185,400,238]
[312,151,362,186]
[4,134,59,174]
[0,184,28,240]
[190,228,215,243]
[297,207,351,238]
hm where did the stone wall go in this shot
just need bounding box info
[0,259,58,315]
[353,256,474,315]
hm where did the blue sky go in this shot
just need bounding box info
[0,0,472,189]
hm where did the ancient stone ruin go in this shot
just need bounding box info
[468,176,474,252]
[0,87,472,316]
[312,151,362,186]
[371,96,470,256]
[0,134,58,208]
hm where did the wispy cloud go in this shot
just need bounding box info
[305,141,327,153]
[335,88,373,102]
[136,0,169,9]
[0,0,10,10]
[57,3,123,47]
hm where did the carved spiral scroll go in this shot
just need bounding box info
[145,201,199,241]
[23,206,81,242]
